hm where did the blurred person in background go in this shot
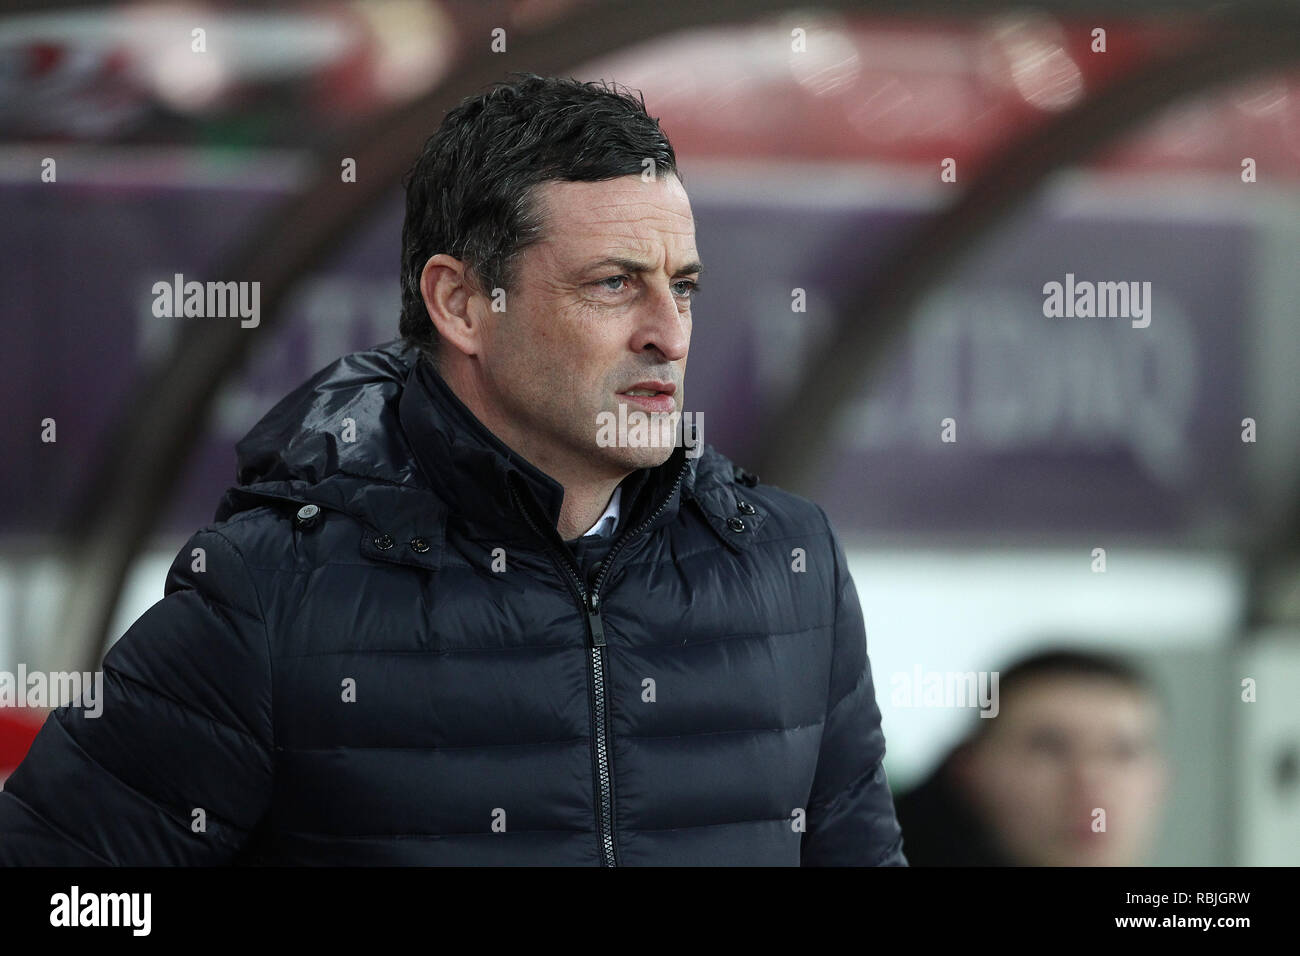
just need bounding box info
[894,648,1169,866]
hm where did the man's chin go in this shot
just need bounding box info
[589,406,683,472]
[602,443,676,472]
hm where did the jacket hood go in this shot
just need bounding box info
[215,339,763,569]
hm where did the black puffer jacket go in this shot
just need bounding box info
[0,340,906,866]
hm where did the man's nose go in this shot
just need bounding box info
[632,281,689,362]
[1065,751,1116,800]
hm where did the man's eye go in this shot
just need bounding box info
[1024,730,1070,759]
[593,275,700,297]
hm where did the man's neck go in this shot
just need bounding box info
[556,478,623,541]
[439,358,630,540]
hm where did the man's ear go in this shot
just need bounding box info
[419,253,486,359]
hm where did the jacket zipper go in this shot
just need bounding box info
[507,479,617,866]
[508,458,689,867]
[587,459,689,605]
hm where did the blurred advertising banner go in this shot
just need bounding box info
[2,160,1261,543]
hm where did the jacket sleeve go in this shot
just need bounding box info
[800,514,907,866]
[0,528,274,865]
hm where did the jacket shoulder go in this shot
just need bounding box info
[692,444,836,542]
[186,502,344,578]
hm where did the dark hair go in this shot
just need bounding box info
[399,73,680,367]
[968,646,1164,744]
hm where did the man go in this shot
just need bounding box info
[894,649,1169,866]
[0,74,906,866]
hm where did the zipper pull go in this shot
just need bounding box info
[587,591,606,647]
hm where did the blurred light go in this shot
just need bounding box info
[844,75,917,143]
[838,32,977,145]
[785,15,860,97]
[1232,79,1290,119]
[144,32,230,112]
[1144,100,1222,159]
[979,13,1083,113]
[345,0,455,102]
[580,28,789,137]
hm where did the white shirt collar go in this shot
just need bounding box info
[581,485,622,538]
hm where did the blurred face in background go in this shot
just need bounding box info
[951,676,1168,866]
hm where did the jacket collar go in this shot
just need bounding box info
[398,354,696,549]
[216,340,766,573]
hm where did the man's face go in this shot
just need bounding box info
[470,172,699,481]
[953,677,1168,866]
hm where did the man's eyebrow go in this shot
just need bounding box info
[581,257,704,277]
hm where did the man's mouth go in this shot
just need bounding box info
[617,381,677,413]
[619,381,676,396]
